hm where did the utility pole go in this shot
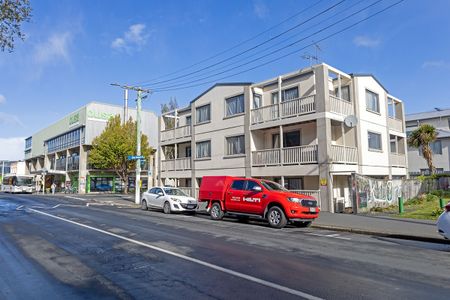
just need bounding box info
[1,161,5,191]
[111,83,150,204]
[124,89,129,124]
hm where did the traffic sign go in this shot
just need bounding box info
[127,155,145,160]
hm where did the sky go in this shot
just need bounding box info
[1,0,450,160]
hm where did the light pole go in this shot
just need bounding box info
[1,161,5,191]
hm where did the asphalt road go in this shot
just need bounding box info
[1,193,449,300]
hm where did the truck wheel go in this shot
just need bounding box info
[267,206,287,229]
[163,201,171,214]
[141,199,148,211]
[210,202,224,220]
[294,221,312,228]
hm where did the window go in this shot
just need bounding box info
[368,132,382,151]
[185,146,191,158]
[271,87,299,104]
[186,116,191,126]
[25,137,32,149]
[271,92,279,104]
[448,118,450,129]
[390,135,397,153]
[284,178,303,190]
[245,180,261,191]
[46,128,81,153]
[231,180,245,190]
[226,94,245,116]
[334,86,350,102]
[272,131,300,148]
[431,140,442,155]
[196,141,211,158]
[253,94,262,109]
[196,104,210,124]
[366,90,379,113]
[388,98,396,118]
[226,135,245,155]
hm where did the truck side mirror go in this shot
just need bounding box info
[252,186,262,192]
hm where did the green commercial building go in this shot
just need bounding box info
[24,102,158,193]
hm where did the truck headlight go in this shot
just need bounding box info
[287,197,301,203]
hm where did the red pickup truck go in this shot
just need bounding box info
[198,176,320,229]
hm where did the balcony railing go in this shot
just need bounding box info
[252,145,318,166]
[330,145,357,164]
[161,125,192,142]
[251,95,316,124]
[388,117,403,132]
[390,153,406,167]
[329,95,353,116]
[161,158,191,172]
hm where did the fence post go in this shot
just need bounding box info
[398,196,404,214]
[439,198,446,209]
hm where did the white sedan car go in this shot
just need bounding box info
[141,187,198,214]
[437,202,450,239]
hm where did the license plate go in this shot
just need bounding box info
[187,205,196,209]
[309,207,316,212]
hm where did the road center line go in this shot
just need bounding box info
[28,208,323,300]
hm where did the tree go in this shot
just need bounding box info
[160,97,178,130]
[407,124,438,174]
[0,0,32,52]
[89,115,153,194]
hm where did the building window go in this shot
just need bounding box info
[271,87,299,104]
[366,90,379,113]
[185,146,191,158]
[272,131,300,148]
[368,132,382,151]
[253,94,262,109]
[419,140,442,155]
[25,137,32,149]
[196,104,210,124]
[186,116,191,126]
[334,86,350,102]
[388,98,396,118]
[196,141,211,158]
[390,135,397,153]
[46,128,81,153]
[448,118,450,129]
[226,135,245,155]
[225,94,245,117]
[284,177,303,190]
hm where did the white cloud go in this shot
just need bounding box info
[33,32,72,65]
[0,112,25,127]
[253,1,268,19]
[353,36,381,48]
[111,23,150,53]
[0,137,25,161]
[0,94,5,104]
[422,60,450,69]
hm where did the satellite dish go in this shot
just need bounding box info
[344,115,358,128]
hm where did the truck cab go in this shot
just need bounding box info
[199,176,319,229]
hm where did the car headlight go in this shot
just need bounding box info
[287,197,302,203]
[171,197,181,203]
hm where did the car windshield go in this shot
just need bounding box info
[260,180,287,191]
[163,188,187,196]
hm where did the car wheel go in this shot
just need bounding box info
[293,221,312,228]
[210,202,224,220]
[267,206,287,229]
[163,201,171,214]
[141,199,148,211]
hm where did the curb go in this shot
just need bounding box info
[312,224,450,245]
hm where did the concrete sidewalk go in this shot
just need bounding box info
[313,212,446,243]
[61,193,139,208]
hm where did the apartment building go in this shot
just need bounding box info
[158,63,407,212]
[25,102,158,193]
[406,108,450,175]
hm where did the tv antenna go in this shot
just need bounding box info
[301,41,322,66]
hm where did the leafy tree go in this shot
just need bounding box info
[0,0,32,52]
[160,97,178,129]
[89,115,153,194]
[407,124,438,174]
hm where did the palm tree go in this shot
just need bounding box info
[407,124,438,174]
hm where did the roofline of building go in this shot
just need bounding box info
[349,73,390,94]
[406,108,450,121]
[189,82,253,104]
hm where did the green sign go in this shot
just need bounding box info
[69,112,80,126]
[87,110,115,121]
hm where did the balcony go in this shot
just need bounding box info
[330,145,357,164]
[251,95,315,125]
[161,157,191,172]
[161,125,191,142]
[390,153,406,167]
[388,117,403,132]
[329,95,353,116]
[252,145,318,166]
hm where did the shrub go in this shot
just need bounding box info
[431,207,444,217]
[425,194,439,202]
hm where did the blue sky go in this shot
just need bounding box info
[1,0,450,160]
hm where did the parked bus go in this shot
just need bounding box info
[1,175,35,193]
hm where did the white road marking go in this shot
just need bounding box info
[28,208,323,300]
[64,196,88,202]
[307,232,351,241]
[16,205,24,211]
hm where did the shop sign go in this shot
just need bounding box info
[69,112,80,127]
[87,110,115,122]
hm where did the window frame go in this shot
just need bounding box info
[368,131,383,151]
[225,135,245,156]
[195,140,211,159]
[365,89,380,114]
[196,104,211,124]
[225,94,245,117]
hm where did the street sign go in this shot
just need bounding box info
[127,155,145,160]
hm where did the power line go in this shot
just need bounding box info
[153,0,404,92]
[132,0,325,86]
[152,0,385,91]
[146,0,367,89]
[138,0,346,87]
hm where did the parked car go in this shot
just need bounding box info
[198,176,320,229]
[437,202,450,239]
[141,186,198,214]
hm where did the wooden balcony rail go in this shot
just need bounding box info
[161,158,191,172]
[329,95,353,116]
[161,125,192,142]
[330,145,357,163]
